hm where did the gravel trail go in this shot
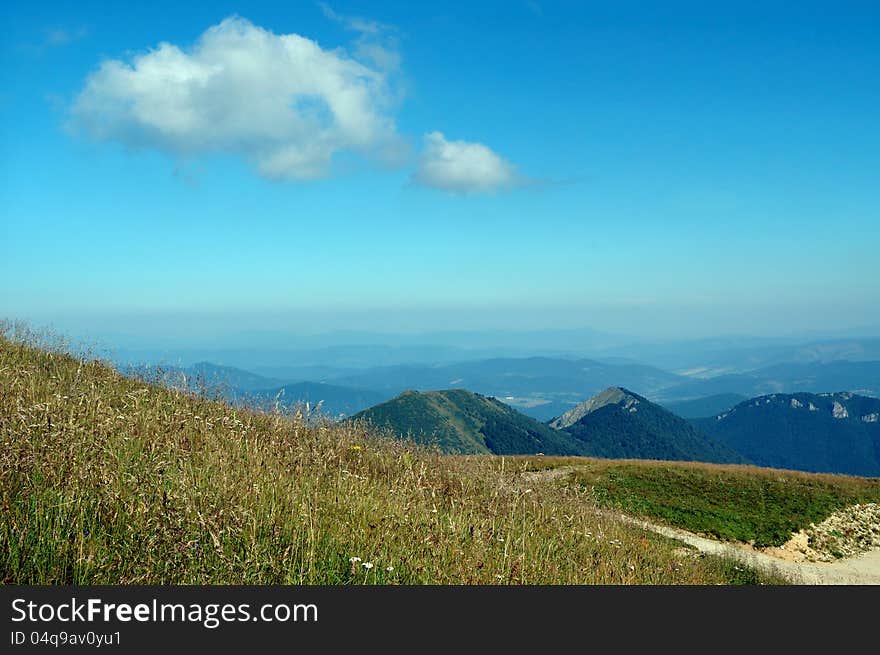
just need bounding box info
[614,512,880,585]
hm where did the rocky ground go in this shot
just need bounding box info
[616,509,880,584]
[766,503,880,563]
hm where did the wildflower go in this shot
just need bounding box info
[349,556,361,563]
[362,562,374,570]
[629,565,635,571]
[386,566,394,572]
[350,444,362,451]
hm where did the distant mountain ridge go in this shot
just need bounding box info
[551,387,745,464]
[657,360,880,403]
[549,387,640,429]
[328,356,687,421]
[247,382,386,418]
[119,354,880,475]
[695,392,880,476]
[594,336,880,374]
[662,394,748,418]
[332,357,683,395]
[122,362,386,418]
[349,385,745,465]
[122,361,287,393]
[349,389,584,455]
[121,350,880,424]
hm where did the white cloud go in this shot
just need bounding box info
[71,16,402,181]
[413,132,519,194]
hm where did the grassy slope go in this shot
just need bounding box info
[520,457,880,547]
[0,331,784,584]
[351,389,491,453]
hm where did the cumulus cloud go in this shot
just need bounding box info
[70,16,402,181]
[413,132,519,194]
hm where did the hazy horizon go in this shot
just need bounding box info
[13,304,880,349]
[10,309,880,372]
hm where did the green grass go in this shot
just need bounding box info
[0,323,787,584]
[518,457,880,547]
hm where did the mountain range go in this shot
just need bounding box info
[349,389,581,455]
[656,360,880,403]
[549,387,744,464]
[351,386,880,477]
[120,350,880,422]
[116,347,880,476]
[351,386,743,464]
[122,361,383,417]
[694,392,880,476]
[662,393,747,418]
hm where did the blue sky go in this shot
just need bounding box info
[2,1,879,342]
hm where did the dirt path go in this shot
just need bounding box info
[613,511,880,585]
[518,468,880,583]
